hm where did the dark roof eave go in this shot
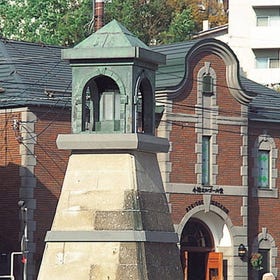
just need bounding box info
[249,117,280,123]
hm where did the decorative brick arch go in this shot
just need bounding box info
[177,202,234,242]
[176,202,242,279]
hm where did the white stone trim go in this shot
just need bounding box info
[166,183,247,196]
[45,230,179,243]
[156,97,172,193]
[20,110,37,280]
[196,63,218,185]
[176,204,248,279]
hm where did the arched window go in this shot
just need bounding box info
[82,75,121,132]
[196,62,218,186]
[133,77,154,135]
[180,218,213,249]
[253,133,278,197]
[252,229,277,279]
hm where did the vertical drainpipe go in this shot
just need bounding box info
[95,0,105,31]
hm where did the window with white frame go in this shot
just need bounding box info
[254,49,280,69]
[253,134,278,197]
[256,16,280,26]
[196,62,218,187]
[255,8,280,27]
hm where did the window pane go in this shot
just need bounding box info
[203,75,213,93]
[270,16,280,26]
[257,16,268,26]
[258,150,269,188]
[256,58,268,69]
[202,136,210,185]
[269,59,279,69]
[258,249,270,280]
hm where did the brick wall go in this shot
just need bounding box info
[217,125,243,186]
[33,107,71,273]
[0,106,71,277]
[167,52,245,228]
[248,121,280,272]
[0,110,22,253]
[170,125,196,183]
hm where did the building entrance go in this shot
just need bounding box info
[180,218,223,280]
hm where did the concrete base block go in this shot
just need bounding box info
[39,242,182,280]
[38,151,183,279]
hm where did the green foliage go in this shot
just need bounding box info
[250,252,263,271]
[104,0,173,45]
[0,0,92,46]
[0,0,228,46]
[161,9,195,44]
[168,0,228,31]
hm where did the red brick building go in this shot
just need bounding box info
[154,39,280,279]
[0,39,71,279]
[0,32,280,279]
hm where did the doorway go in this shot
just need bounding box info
[180,218,223,280]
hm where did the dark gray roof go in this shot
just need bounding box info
[1,37,280,123]
[240,76,280,122]
[0,38,72,108]
[153,39,280,122]
[153,40,196,89]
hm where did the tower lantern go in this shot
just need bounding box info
[62,19,165,136]
[38,21,183,280]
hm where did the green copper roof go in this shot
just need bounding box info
[75,20,149,50]
[62,19,165,65]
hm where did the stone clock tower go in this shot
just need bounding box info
[38,20,183,280]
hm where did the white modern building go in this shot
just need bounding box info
[196,0,280,88]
